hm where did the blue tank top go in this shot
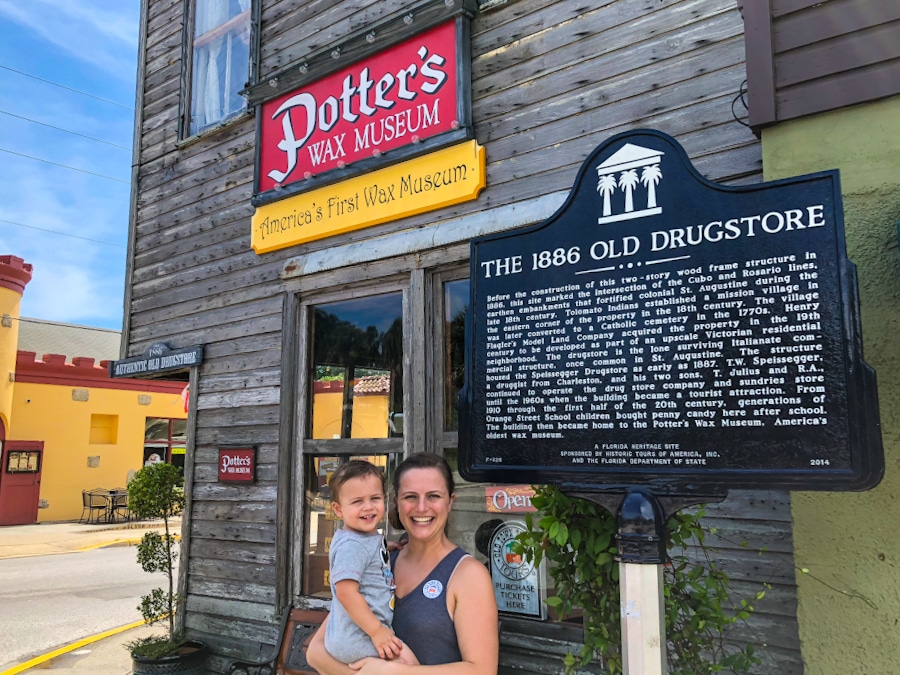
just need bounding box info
[391,547,467,665]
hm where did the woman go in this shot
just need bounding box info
[308,453,499,675]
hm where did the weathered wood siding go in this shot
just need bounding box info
[743,0,900,128]
[128,0,798,672]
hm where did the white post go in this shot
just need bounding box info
[620,561,667,675]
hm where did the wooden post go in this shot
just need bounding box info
[615,490,668,675]
[620,561,666,675]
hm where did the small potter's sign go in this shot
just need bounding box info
[219,447,256,483]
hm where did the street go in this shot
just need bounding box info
[0,545,168,670]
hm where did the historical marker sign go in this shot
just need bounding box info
[459,130,882,493]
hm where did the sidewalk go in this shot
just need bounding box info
[0,520,181,674]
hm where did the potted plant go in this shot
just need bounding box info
[126,461,207,674]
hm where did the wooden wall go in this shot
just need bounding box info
[742,0,900,129]
[128,0,799,672]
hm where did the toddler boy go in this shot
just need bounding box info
[324,460,402,663]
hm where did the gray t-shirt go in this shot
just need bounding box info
[325,528,395,663]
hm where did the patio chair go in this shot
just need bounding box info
[109,488,130,523]
[80,489,107,523]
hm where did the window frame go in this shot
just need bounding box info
[179,0,258,142]
[288,274,417,606]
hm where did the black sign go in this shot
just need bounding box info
[109,342,203,378]
[459,130,882,493]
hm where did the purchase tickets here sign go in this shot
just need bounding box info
[258,20,460,194]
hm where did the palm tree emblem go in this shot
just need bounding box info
[597,174,618,217]
[618,169,640,213]
[595,142,664,224]
[640,164,662,209]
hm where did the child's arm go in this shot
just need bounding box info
[334,579,404,659]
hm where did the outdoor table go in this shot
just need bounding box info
[89,489,129,523]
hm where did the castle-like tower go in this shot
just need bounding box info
[0,256,32,439]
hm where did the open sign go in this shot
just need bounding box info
[485,486,536,513]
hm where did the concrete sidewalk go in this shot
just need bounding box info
[0,520,182,674]
[0,519,180,560]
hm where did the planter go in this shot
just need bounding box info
[131,640,208,675]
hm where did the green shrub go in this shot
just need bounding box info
[514,485,764,674]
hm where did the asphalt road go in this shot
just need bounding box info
[0,545,169,670]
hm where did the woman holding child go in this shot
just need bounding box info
[308,453,499,675]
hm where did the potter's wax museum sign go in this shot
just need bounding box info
[459,129,883,494]
[251,18,482,252]
[251,139,484,253]
[257,20,468,198]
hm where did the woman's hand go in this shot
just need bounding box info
[349,656,401,675]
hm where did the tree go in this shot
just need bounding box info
[641,163,662,209]
[597,173,618,216]
[618,169,639,212]
[127,462,186,658]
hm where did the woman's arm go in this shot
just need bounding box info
[307,616,355,675]
[352,557,499,675]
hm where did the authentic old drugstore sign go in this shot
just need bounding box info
[109,342,203,378]
[459,129,883,494]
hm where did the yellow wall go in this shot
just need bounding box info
[311,391,389,439]
[11,381,187,522]
[762,96,900,673]
[0,287,24,434]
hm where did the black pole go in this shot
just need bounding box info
[615,490,667,565]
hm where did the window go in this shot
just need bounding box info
[144,417,188,470]
[184,0,252,137]
[89,414,119,444]
[309,294,404,440]
[298,285,407,599]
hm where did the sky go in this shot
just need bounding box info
[0,0,140,331]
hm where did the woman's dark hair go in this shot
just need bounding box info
[388,453,455,531]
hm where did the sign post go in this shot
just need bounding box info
[459,129,883,670]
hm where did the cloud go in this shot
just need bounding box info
[0,0,139,79]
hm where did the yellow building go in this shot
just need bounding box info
[0,255,188,525]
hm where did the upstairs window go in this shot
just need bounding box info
[185,0,252,137]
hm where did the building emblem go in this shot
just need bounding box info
[596,143,664,224]
[490,521,533,581]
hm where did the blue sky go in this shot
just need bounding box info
[0,0,140,330]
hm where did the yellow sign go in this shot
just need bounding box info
[251,140,485,253]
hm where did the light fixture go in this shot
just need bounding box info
[268,78,278,87]
[403,13,413,25]
[366,32,376,43]
[298,63,308,74]
[331,47,341,59]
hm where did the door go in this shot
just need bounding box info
[0,441,44,526]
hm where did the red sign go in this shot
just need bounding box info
[218,447,256,483]
[259,21,460,193]
[485,486,537,514]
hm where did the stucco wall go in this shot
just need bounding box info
[11,382,187,522]
[761,96,900,673]
[0,287,24,434]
